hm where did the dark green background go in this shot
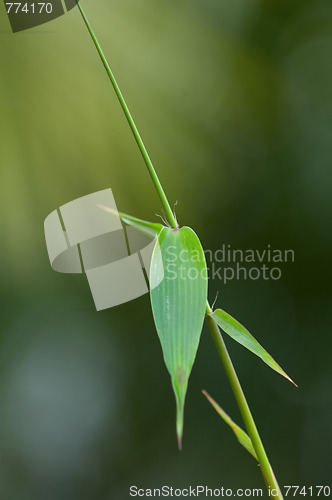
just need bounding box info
[0,0,331,498]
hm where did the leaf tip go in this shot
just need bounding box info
[97,203,107,211]
[174,374,186,451]
[97,203,117,216]
[176,411,184,451]
[279,367,297,387]
[285,373,298,387]
[201,389,210,402]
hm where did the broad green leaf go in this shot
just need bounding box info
[150,227,208,448]
[98,204,163,238]
[202,390,257,460]
[210,309,296,386]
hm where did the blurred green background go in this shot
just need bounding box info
[0,0,332,498]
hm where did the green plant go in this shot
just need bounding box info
[76,2,296,497]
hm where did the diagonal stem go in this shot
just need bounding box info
[75,1,178,229]
[76,3,283,497]
[205,303,283,499]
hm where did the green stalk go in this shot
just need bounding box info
[75,1,178,230]
[205,303,283,499]
[76,3,283,497]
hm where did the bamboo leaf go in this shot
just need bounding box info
[150,227,208,449]
[202,390,257,460]
[210,309,296,386]
[98,204,163,237]
[121,214,163,238]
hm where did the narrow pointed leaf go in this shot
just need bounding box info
[203,390,279,491]
[98,204,163,238]
[121,213,163,238]
[202,390,257,460]
[210,309,296,386]
[150,227,208,448]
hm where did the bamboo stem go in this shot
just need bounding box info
[205,303,283,499]
[76,4,283,496]
[76,1,178,229]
